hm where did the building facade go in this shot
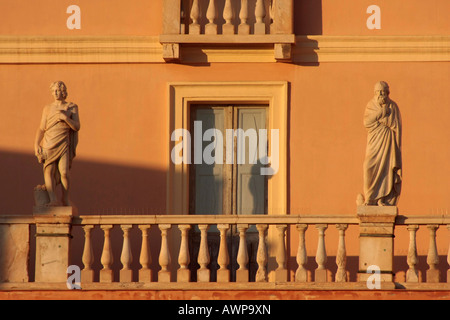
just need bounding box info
[0,0,449,300]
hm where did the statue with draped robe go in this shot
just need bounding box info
[361,81,402,206]
[34,81,80,206]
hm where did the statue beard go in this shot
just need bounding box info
[377,95,388,106]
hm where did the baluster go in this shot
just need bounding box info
[222,0,234,34]
[217,224,230,282]
[238,0,250,34]
[177,224,191,282]
[335,224,348,282]
[426,225,440,283]
[406,225,419,282]
[180,0,187,34]
[100,225,114,282]
[236,224,249,282]
[447,224,450,283]
[81,225,94,283]
[315,224,328,282]
[255,224,268,282]
[295,224,308,282]
[205,0,217,34]
[189,0,201,34]
[138,225,152,282]
[269,0,275,34]
[158,224,172,282]
[275,224,288,282]
[270,0,293,34]
[197,224,210,282]
[120,224,133,282]
[254,0,266,34]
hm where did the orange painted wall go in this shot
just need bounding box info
[1,62,448,279]
[0,0,448,282]
[0,0,449,36]
[0,0,162,36]
[1,62,449,216]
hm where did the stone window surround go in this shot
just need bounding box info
[167,81,288,217]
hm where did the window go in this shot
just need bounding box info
[188,104,268,281]
[189,105,268,216]
[167,81,288,282]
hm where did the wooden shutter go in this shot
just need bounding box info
[235,108,267,215]
[192,107,225,215]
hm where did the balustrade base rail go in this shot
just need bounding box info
[1,281,449,292]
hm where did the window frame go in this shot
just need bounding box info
[167,81,288,217]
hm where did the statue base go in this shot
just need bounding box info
[33,205,78,217]
[33,205,77,283]
[357,205,397,283]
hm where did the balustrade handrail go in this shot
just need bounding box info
[1,213,448,226]
[72,214,360,226]
[395,214,449,225]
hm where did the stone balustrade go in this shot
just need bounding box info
[0,212,449,290]
[72,214,360,284]
[394,214,450,286]
[160,0,295,61]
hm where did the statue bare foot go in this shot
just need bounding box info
[46,200,61,207]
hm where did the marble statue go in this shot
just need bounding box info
[361,81,402,206]
[34,81,80,206]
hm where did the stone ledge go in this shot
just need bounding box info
[0,281,423,291]
[159,34,296,44]
[0,35,448,63]
[357,205,398,223]
[33,206,78,217]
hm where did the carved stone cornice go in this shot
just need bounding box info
[0,35,448,63]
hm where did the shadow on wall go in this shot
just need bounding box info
[0,150,166,282]
[295,0,323,35]
[0,150,166,215]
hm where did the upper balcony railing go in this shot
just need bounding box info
[160,0,295,61]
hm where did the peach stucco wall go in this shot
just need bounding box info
[0,0,449,36]
[1,62,448,217]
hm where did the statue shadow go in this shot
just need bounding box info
[0,150,166,282]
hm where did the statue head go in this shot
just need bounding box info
[50,81,68,101]
[374,81,390,105]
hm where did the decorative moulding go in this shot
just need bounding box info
[0,35,448,63]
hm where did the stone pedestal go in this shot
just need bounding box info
[197,268,210,282]
[217,269,230,282]
[314,269,328,283]
[176,268,190,282]
[158,270,171,283]
[34,206,76,283]
[275,268,288,282]
[357,205,397,283]
[236,269,249,283]
[120,269,133,283]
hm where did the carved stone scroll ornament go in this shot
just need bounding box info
[358,81,402,206]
